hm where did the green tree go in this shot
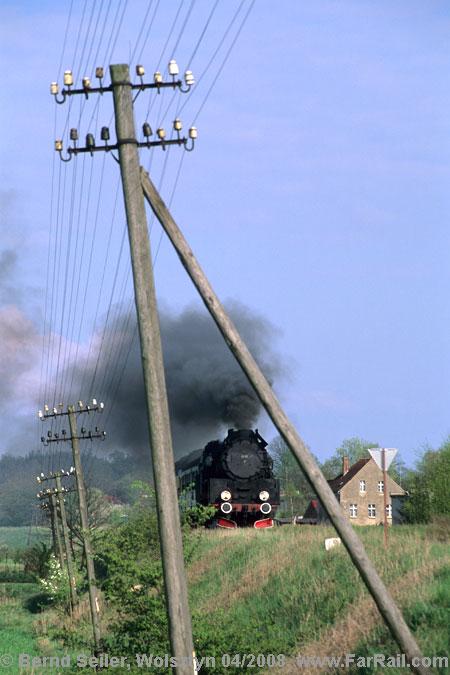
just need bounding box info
[269,436,317,518]
[403,437,450,522]
[320,437,378,479]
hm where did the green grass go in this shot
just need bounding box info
[0,527,50,552]
[184,525,450,674]
[350,564,450,673]
[12,523,449,674]
[0,583,72,674]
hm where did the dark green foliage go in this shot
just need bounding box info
[20,542,53,580]
[93,484,209,659]
[402,437,450,523]
[0,449,152,526]
[0,569,35,583]
[269,435,318,517]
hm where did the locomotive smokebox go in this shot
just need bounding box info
[221,429,268,480]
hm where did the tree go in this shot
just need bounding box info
[320,437,378,479]
[269,436,317,518]
[402,437,450,522]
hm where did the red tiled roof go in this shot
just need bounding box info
[327,458,371,492]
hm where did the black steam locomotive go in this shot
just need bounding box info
[175,429,280,529]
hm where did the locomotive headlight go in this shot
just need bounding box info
[260,502,272,515]
[259,490,269,501]
[220,490,232,501]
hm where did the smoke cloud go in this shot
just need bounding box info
[74,301,282,458]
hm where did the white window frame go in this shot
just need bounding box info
[359,480,366,493]
[349,504,358,518]
[378,480,384,493]
[368,504,376,518]
[386,504,392,518]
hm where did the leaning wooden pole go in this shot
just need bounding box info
[140,167,430,675]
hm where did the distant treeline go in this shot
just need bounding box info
[0,449,152,527]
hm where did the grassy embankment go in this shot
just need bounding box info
[186,524,449,674]
[0,524,449,673]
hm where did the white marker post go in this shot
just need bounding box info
[369,448,398,550]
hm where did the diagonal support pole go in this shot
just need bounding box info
[140,166,431,675]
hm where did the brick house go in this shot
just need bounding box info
[307,456,406,526]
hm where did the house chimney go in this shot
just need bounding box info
[343,456,349,475]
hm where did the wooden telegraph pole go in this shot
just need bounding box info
[67,405,102,651]
[49,492,64,564]
[37,470,78,610]
[110,64,194,672]
[39,402,105,653]
[55,472,78,607]
[47,495,59,558]
[50,61,196,675]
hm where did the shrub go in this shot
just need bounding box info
[21,542,53,580]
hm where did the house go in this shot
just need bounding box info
[305,456,406,526]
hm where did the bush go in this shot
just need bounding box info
[39,555,70,605]
[0,569,35,583]
[20,542,53,580]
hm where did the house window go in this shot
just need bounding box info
[359,480,366,493]
[386,505,392,518]
[349,504,358,518]
[368,504,376,518]
[378,481,384,493]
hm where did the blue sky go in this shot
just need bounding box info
[0,0,449,468]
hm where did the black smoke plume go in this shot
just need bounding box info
[75,301,282,459]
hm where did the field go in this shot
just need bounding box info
[0,524,448,674]
[0,527,50,552]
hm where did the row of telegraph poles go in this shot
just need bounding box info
[49,61,431,675]
[37,467,78,609]
[38,402,105,651]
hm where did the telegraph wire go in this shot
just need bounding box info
[170,0,196,61]
[80,0,106,81]
[90,0,114,78]
[186,0,220,70]
[102,0,127,68]
[70,0,89,81]
[129,0,156,67]
[192,0,255,126]
[136,0,161,66]
[74,0,99,83]
[57,0,75,78]
[104,0,130,67]
[176,0,247,120]
[42,1,259,475]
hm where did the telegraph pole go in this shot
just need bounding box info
[109,64,194,670]
[67,405,102,651]
[47,496,58,558]
[37,470,78,610]
[49,492,64,565]
[39,402,105,653]
[55,472,78,607]
[50,62,196,671]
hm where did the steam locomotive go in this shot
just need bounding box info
[175,429,280,529]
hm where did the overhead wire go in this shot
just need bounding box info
[44,0,259,474]
[191,0,256,127]
[129,0,156,67]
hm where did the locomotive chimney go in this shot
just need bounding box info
[343,456,349,476]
